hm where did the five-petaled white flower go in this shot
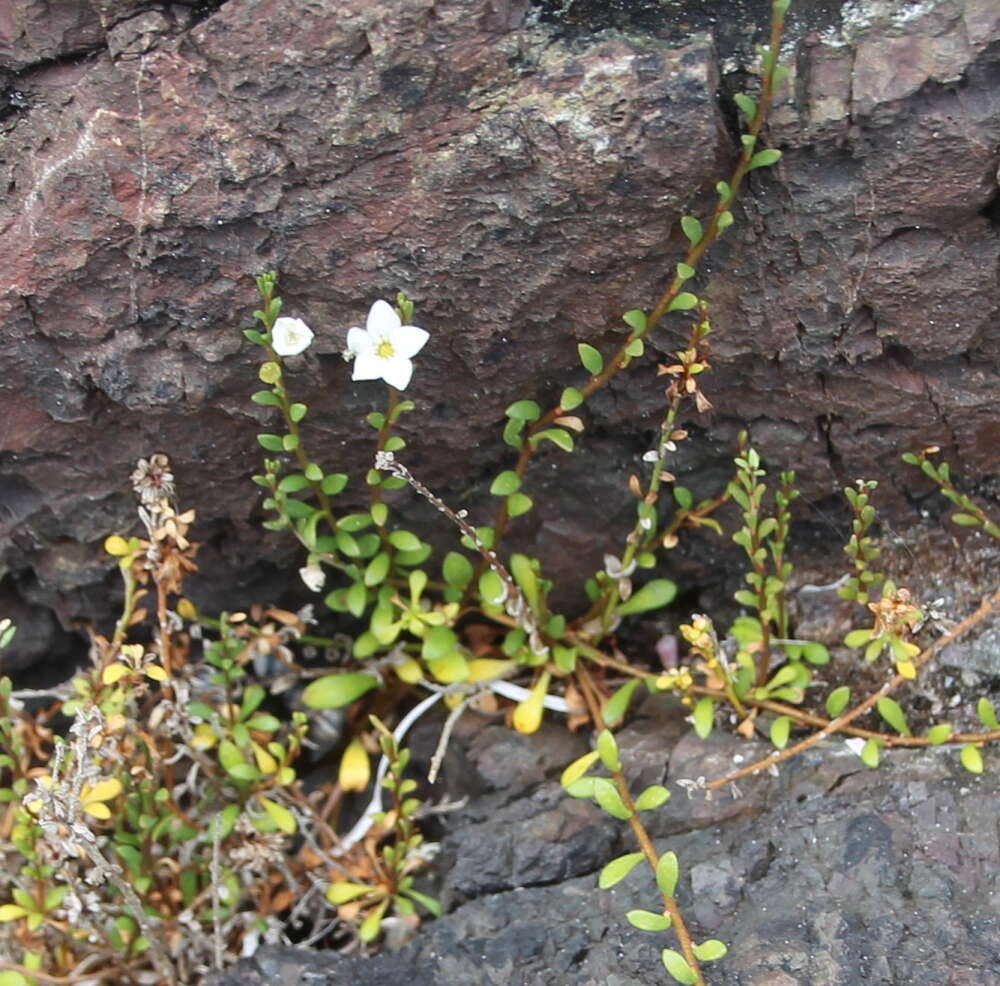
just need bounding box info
[346,300,429,391]
[271,317,314,357]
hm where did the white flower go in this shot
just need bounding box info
[346,300,429,391]
[299,563,326,592]
[843,737,866,757]
[271,317,314,357]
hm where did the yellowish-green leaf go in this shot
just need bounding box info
[598,852,644,889]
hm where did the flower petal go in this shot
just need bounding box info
[366,300,400,335]
[352,351,386,381]
[391,324,429,359]
[271,317,314,357]
[380,356,414,390]
[346,326,372,356]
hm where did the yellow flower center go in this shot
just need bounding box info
[376,338,396,359]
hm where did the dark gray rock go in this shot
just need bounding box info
[205,714,1000,986]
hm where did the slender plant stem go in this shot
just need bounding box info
[485,0,789,563]
[705,584,1000,791]
[575,666,706,986]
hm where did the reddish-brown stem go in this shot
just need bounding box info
[576,666,706,986]
[486,4,788,562]
[705,584,1000,791]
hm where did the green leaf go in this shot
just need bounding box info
[490,471,521,496]
[277,474,310,493]
[578,343,604,376]
[506,400,541,421]
[388,530,421,551]
[530,428,574,452]
[960,743,984,774]
[927,723,952,745]
[693,939,728,962]
[321,473,348,495]
[251,390,281,407]
[977,697,998,729]
[442,552,473,588]
[951,512,981,527]
[876,697,911,736]
[596,729,621,772]
[289,402,307,422]
[749,148,782,170]
[676,262,695,281]
[717,210,734,231]
[301,673,379,710]
[692,696,714,739]
[667,292,698,312]
[825,686,851,717]
[510,553,539,611]
[257,434,284,452]
[844,628,873,648]
[479,570,506,606]
[860,738,880,768]
[259,361,282,384]
[655,851,679,896]
[770,715,791,749]
[364,551,391,586]
[626,909,672,932]
[422,626,458,661]
[625,338,644,357]
[680,215,702,245]
[560,386,584,410]
[507,492,533,517]
[281,433,299,451]
[634,785,671,811]
[564,777,596,799]
[801,642,830,665]
[602,678,640,725]
[734,93,757,118]
[592,778,632,820]
[617,579,677,615]
[502,417,526,448]
[401,888,442,917]
[661,950,696,985]
[622,309,647,332]
[598,852,644,889]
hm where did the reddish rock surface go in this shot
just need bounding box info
[0,0,998,666]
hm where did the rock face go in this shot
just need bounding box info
[1,0,999,664]
[205,700,1000,986]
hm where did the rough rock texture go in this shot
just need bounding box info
[1,0,999,665]
[206,698,1000,986]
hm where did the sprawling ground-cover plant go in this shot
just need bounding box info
[3,2,1000,984]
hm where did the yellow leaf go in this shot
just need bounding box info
[896,659,917,679]
[338,738,371,792]
[560,750,600,788]
[326,882,376,905]
[513,671,550,735]
[258,796,296,835]
[144,664,169,682]
[393,657,423,684]
[83,803,111,820]
[104,535,131,557]
[0,905,28,922]
[467,659,515,683]
[191,724,217,750]
[252,742,278,775]
[176,598,197,620]
[82,778,123,805]
[101,664,128,685]
[426,651,469,684]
